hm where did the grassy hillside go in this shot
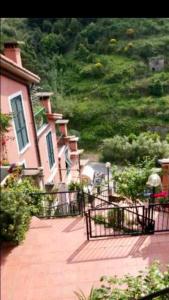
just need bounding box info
[1,18,169,150]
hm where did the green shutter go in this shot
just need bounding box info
[11,95,29,151]
[46,132,55,168]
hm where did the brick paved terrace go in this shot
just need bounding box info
[1,216,169,300]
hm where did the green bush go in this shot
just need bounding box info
[0,191,31,244]
[149,79,164,96]
[100,132,169,165]
[68,181,85,191]
[75,261,169,300]
[4,178,44,215]
[79,63,105,78]
[112,162,153,201]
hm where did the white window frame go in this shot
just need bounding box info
[8,91,31,155]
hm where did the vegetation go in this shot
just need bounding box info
[0,112,12,165]
[0,191,31,244]
[1,177,43,244]
[112,161,154,202]
[1,18,169,151]
[75,261,169,300]
[100,132,169,165]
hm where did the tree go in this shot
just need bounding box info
[112,162,154,202]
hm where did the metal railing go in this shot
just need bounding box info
[30,191,85,218]
[138,286,169,299]
[34,108,47,132]
[85,205,155,240]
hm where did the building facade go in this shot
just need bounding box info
[0,42,83,190]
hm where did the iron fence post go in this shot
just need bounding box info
[85,212,90,240]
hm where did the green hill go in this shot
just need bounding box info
[1,18,169,150]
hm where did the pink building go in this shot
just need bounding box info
[0,42,83,190]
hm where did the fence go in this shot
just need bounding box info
[30,191,85,218]
[85,205,155,240]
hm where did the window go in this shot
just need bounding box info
[11,94,29,151]
[46,132,55,169]
[65,147,72,175]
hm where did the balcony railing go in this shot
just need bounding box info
[34,108,47,132]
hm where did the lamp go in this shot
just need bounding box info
[146,173,162,203]
[105,162,111,192]
[146,173,162,187]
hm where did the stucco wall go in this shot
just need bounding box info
[1,75,39,168]
[37,121,59,185]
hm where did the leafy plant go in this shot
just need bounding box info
[3,178,44,215]
[68,181,86,191]
[75,261,169,299]
[112,162,154,202]
[100,132,169,165]
[0,191,31,244]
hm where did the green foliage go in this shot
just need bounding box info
[112,162,154,201]
[79,63,105,78]
[68,181,85,191]
[75,261,169,300]
[1,178,45,243]
[149,79,164,96]
[0,112,11,134]
[100,132,169,165]
[126,28,135,37]
[0,191,31,244]
[92,214,106,224]
[3,178,44,215]
[1,18,169,151]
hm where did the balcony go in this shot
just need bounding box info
[34,107,47,132]
[56,124,65,145]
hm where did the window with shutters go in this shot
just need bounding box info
[10,94,29,151]
[46,131,55,169]
[65,147,72,175]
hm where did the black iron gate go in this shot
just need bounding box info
[85,205,155,240]
[85,203,169,240]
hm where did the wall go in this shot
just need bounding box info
[161,163,169,191]
[37,120,59,186]
[1,75,39,168]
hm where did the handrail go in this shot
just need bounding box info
[30,191,79,195]
[34,107,47,131]
[34,107,45,117]
[43,201,78,210]
[138,286,169,299]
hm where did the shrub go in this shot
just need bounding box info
[149,79,164,96]
[3,177,44,215]
[0,191,31,244]
[110,38,117,43]
[79,63,105,78]
[112,162,153,202]
[126,28,135,37]
[100,132,169,165]
[75,261,169,299]
[68,181,85,191]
